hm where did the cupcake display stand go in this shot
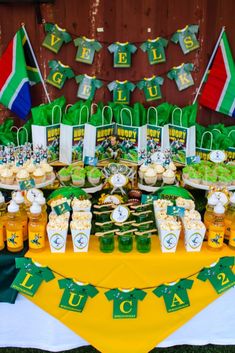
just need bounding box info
[182,177,235,191]
[0,173,56,191]
[138,180,179,192]
[59,178,104,194]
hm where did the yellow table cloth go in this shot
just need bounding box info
[24,237,235,353]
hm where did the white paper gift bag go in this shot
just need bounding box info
[32,105,61,163]
[59,105,89,165]
[147,106,169,153]
[168,107,195,165]
[116,107,147,165]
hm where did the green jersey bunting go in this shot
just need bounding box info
[46,60,74,89]
[42,23,72,53]
[76,74,103,100]
[197,257,235,294]
[108,42,137,68]
[108,80,135,104]
[105,288,146,319]
[171,24,200,54]
[167,63,194,91]
[137,76,164,101]
[140,37,168,65]
[153,279,193,313]
[58,278,99,313]
[74,36,102,65]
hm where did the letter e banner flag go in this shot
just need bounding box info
[200,31,235,117]
[0,28,40,120]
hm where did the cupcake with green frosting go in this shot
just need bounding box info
[188,171,201,184]
[218,175,229,186]
[202,174,217,186]
[72,169,86,186]
[87,168,102,185]
[58,167,71,182]
[182,166,194,179]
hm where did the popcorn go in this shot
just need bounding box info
[176,197,195,210]
[184,220,205,230]
[47,220,68,231]
[71,198,91,211]
[155,210,175,223]
[70,220,91,231]
[153,199,173,210]
[72,211,92,221]
[51,197,71,208]
[183,210,201,221]
[49,212,70,222]
[159,220,181,231]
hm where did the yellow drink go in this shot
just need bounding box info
[207,203,225,251]
[224,195,235,240]
[6,201,23,253]
[28,202,45,251]
[13,191,28,241]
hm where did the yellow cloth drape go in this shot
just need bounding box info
[24,237,235,353]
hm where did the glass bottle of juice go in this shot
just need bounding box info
[224,193,235,240]
[0,192,7,245]
[6,201,23,252]
[207,203,225,251]
[13,191,28,241]
[204,198,218,239]
[28,202,45,252]
[229,220,235,249]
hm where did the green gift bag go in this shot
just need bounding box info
[116,107,147,164]
[146,106,170,153]
[168,107,195,165]
[83,106,115,162]
[60,104,89,164]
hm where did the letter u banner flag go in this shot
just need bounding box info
[200,31,235,117]
[0,28,40,120]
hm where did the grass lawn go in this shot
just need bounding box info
[1,346,235,353]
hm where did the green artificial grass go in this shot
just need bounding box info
[1,346,235,353]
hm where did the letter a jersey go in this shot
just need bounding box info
[42,23,72,53]
[58,278,99,313]
[171,25,200,54]
[108,80,135,104]
[153,279,193,313]
[108,42,137,68]
[167,63,194,91]
[197,257,235,294]
[105,288,146,319]
[11,257,54,297]
[46,60,75,89]
[140,37,168,65]
[76,74,103,100]
[137,76,164,101]
[74,37,102,65]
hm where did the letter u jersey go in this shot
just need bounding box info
[46,60,75,89]
[197,257,235,294]
[108,80,135,104]
[42,23,72,53]
[105,288,146,319]
[74,37,102,65]
[108,42,137,68]
[76,74,103,100]
[137,76,164,101]
[153,279,193,313]
[11,258,54,297]
[167,63,194,91]
[58,278,99,313]
[171,25,199,54]
[140,37,168,65]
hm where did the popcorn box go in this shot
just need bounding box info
[72,211,92,221]
[159,228,180,253]
[184,226,206,252]
[47,227,68,253]
[71,227,91,252]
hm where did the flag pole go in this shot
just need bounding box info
[21,23,51,103]
[193,26,226,104]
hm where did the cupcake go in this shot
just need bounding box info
[138,164,149,179]
[33,168,46,184]
[58,167,71,182]
[218,175,229,186]
[153,164,165,180]
[12,164,22,178]
[1,169,14,185]
[16,169,30,183]
[144,168,157,185]
[202,174,217,186]
[26,163,36,178]
[87,168,102,185]
[42,163,54,180]
[162,169,175,184]
[188,171,201,184]
[71,170,86,187]
[168,162,177,172]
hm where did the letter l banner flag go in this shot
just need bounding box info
[200,31,235,117]
[0,28,40,120]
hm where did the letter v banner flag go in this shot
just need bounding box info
[0,28,40,120]
[199,30,235,117]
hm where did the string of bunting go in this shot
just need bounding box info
[10,255,235,318]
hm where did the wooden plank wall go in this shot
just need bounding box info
[0,0,235,127]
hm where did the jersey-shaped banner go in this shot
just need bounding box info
[167,63,194,91]
[58,278,99,313]
[153,279,194,313]
[74,37,102,65]
[137,76,164,101]
[108,80,135,104]
[105,288,146,319]
[197,257,235,294]
[46,60,75,89]
[76,74,103,100]
[11,258,54,297]
[140,37,168,65]
[171,25,200,54]
[108,42,137,68]
[42,23,72,53]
